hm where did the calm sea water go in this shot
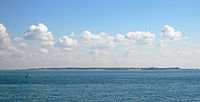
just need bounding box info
[0,69,200,102]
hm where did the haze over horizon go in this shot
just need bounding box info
[0,0,200,69]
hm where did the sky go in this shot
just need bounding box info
[0,0,200,69]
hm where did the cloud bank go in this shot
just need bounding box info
[0,23,199,69]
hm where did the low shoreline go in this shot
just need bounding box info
[2,67,200,71]
[29,67,183,70]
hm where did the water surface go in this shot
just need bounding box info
[0,69,200,102]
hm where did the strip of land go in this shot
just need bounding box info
[29,67,181,70]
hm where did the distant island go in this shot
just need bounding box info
[29,67,181,70]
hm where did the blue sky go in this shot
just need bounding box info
[0,0,200,39]
[0,0,200,69]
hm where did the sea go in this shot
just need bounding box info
[0,69,200,102]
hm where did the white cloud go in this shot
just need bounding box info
[82,31,100,41]
[23,23,54,47]
[23,23,55,53]
[113,32,155,52]
[115,34,127,42]
[56,36,78,48]
[81,31,155,50]
[161,25,182,40]
[38,48,48,53]
[0,24,24,59]
[42,41,54,48]
[23,23,53,41]
[126,31,155,44]
[14,37,28,49]
[82,31,115,49]
[0,24,15,50]
[160,39,169,48]
[160,25,187,49]
[1,23,200,69]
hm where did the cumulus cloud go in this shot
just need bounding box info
[38,48,48,53]
[23,23,54,48]
[82,31,100,41]
[23,23,55,53]
[14,37,28,49]
[126,31,155,44]
[112,32,155,53]
[115,34,127,42]
[56,36,78,48]
[82,31,115,49]
[81,31,156,56]
[23,23,53,41]
[0,24,15,50]
[42,41,54,48]
[161,25,182,40]
[0,24,24,59]
[2,23,200,69]
[160,25,186,49]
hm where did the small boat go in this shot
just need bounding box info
[25,74,31,77]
